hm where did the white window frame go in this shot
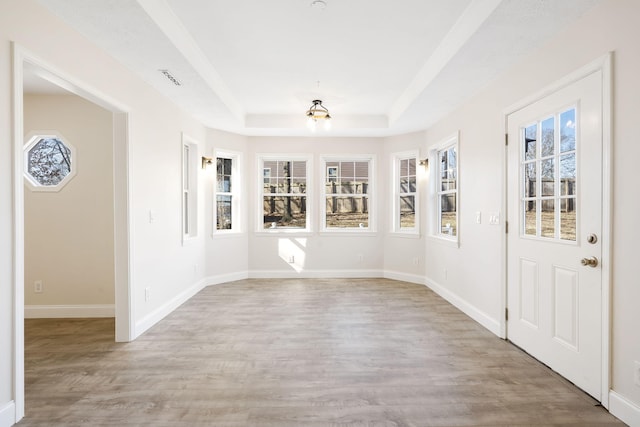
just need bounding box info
[321,155,376,233]
[256,154,312,234]
[213,149,242,235]
[391,150,419,236]
[430,133,459,246]
[181,133,199,244]
[23,131,77,192]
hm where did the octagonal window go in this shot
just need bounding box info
[24,133,76,191]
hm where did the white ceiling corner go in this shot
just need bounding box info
[31,0,603,137]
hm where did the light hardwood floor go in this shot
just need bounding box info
[18,278,625,426]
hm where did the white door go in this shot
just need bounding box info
[507,71,603,399]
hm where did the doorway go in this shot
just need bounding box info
[504,55,612,405]
[12,44,133,421]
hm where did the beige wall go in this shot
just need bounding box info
[23,94,114,306]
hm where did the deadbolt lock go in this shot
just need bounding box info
[587,234,598,244]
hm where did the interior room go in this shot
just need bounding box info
[1,0,639,426]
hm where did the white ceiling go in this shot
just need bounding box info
[31,0,600,137]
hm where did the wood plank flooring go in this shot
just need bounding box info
[18,278,625,426]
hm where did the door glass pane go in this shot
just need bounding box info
[440,194,456,236]
[541,159,555,196]
[524,201,536,236]
[560,199,577,241]
[541,117,555,157]
[560,108,576,152]
[524,162,536,197]
[541,199,555,238]
[524,124,537,161]
[560,153,576,196]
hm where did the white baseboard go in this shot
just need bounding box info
[206,271,249,286]
[383,270,426,285]
[24,304,115,319]
[135,278,208,338]
[0,401,15,427]
[249,269,384,279]
[610,390,640,427]
[424,276,501,337]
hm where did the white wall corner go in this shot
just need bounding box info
[609,390,640,427]
[135,278,209,338]
[24,304,115,319]
[383,270,426,286]
[424,276,502,337]
[0,401,16,427]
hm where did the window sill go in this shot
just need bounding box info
[212,231,244,239]
[319,230,378,237]
[255,230,313,237]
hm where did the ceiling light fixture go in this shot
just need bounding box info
[310,0,327,11]
[306,99,331,131]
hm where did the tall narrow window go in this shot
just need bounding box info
[322,157,374,231]
[259,156,309,231]
[432,134,458,241]
[392,151,418,234]
[214,150,240,233]
[182,134,199,242]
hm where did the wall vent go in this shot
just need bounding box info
[159,69,181,86]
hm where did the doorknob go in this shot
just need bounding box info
[581,256,598,267]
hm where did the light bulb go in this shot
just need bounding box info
[323,118,331,131]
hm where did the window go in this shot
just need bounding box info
[322,157,374,231]
[432,134,458,241]
[182,134,199,242]
[214,151,240,233]
[392,151,418,234]
[259,156,310,231]
[24,132,76,192]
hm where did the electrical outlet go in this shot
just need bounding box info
[634,361,640,387]
[443,268,448,280]
[288,255,295,263]
[412,257,419,265]
[145,287,151,302]
[34,280,43,293]
[357,254,364,263]
[475,211,482,224]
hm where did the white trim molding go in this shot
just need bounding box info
[383,270,426,286]
[25,304,115,319]
[0,401,15,427]
[609,391,640,427]
[425,276,501,337]
[249,269,384,279]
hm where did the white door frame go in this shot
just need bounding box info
[501,53,612,408]
[11,43,135,421]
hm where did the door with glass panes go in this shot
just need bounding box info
[506,71,603,400]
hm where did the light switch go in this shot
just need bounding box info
[475,211,481,224]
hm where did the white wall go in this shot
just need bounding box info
[247,136,386,276]
[23,94,115,309]
[0,1,208,423]
[421,0,640,421]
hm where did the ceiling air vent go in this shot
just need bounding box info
[159,69,181,86]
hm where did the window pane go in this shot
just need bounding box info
[560,200,576,241]
[325,196,368,228]
[541,117,554,157]
[560,108,576,152]
[400,159,408,176]
[400,177,409,193]
[541,199,555,238]
[524,124,537,161]
[400,195,415,228]
[408,158,416,176]
[440,194,456,236]
[263,196,306,228]
[408,177,416,193]
[524,201,536,236]
[216,195,232,230]
[541,158,554,197]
